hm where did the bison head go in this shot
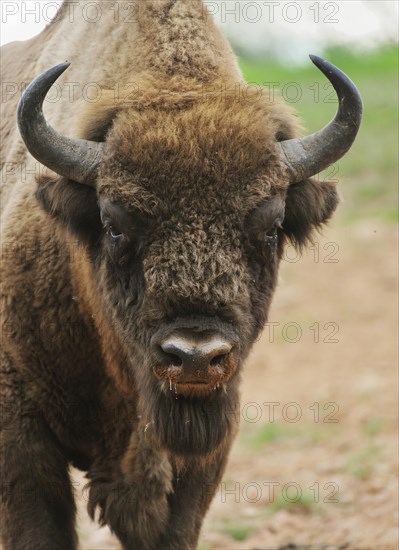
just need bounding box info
[17,57,362,455]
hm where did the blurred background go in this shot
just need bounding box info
[2,1,398,548]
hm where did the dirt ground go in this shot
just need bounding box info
[74,220,398,550]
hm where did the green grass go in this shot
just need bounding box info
[344,443,382,479]
[238,46,399,223]
[238,420,340,452]
[222,523,254,541]
[242,421,301,451]
[266,490,318,516]
[364,417,385,438]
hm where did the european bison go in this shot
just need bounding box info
[0,0,362,548]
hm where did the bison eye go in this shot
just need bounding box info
[265,218,282,238]
[264,230,278,246]
[107,225,123,240]
[261,219,283,252]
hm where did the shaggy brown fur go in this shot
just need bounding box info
[0,1,339,548]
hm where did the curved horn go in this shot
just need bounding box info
[17,62,104,186]
[278,55,363,183]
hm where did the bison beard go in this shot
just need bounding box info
[138,360,240,456]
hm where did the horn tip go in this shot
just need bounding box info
[309,54,328,71]
[309,53,321,62]
[50,61,71,79]
[59,60,71,71]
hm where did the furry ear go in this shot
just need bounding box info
[36,174,102,245]
[282,178,339,249]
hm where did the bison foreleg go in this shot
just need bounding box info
[0,413,77,550]
[156,447,231,550]
[86,426,173,550]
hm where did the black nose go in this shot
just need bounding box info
[159,335,233,377]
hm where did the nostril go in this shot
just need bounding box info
[165,353,183,367]
[158,346,183,367]
[210,354,227,366]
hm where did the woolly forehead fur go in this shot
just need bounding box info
[83,81,292,307]
[79,77,296,217]
[77,79,297,303]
